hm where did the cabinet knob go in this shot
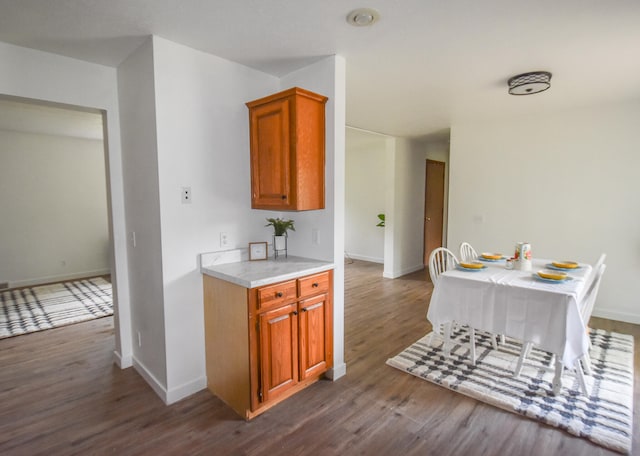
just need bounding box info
[276,292,283,298]
[281,195,287,200]
[301,308,308,312]
[292,310,298,316]
[312,283,319,288]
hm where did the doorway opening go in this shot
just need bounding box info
[0,94,114,336]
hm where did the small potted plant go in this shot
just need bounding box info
[265,217,295,257]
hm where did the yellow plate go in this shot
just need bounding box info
[538,270,568,281]
[460,261,484,269]
[481,253,502,260]
[552,261,579,269]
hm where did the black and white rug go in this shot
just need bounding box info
[387,328,634,454]
[0,277,112,339]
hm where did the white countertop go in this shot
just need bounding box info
[200,255,334,288]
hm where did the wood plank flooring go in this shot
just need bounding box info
[1,260,637,455]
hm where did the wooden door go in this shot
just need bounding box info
[258,303,298,403]
[248,97,292,209]
[298,293,332,380]
[424,160,445,265]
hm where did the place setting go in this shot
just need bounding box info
[533,260,583,284]
[456,252,506,272]
[456,260,487,272]
[534,268,574,283]
[546,260,582,271]
[477,252,505,262]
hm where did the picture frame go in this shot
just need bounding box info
[249,242,268,261]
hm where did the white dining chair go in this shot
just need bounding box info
[459,242,505,349]
[428,247,498,365]
[578,263,607,375]
[513,263,606,396]
[428,247,459,284]
[459,242,478,262]
[428,247,462,354]
[587,253,606,289]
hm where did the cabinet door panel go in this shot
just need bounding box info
[298,294,330,380]
[249,98,292,209]
[247,87,327,211]
[258,303,298,402]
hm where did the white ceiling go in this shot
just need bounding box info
[1,0,639,139]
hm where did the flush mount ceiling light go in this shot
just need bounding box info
[508,71,552,95]
[346,8,380,26]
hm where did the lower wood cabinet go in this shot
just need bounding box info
[203,269,333,419]
[258,302,298,403]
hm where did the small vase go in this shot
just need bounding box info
[273,235,287,258]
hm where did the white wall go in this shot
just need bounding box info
[383,137,427,278]
[117,38,168,391]
[151,36,279,401]
[0,41,132,369]
[345,128,387,263]
[449,100,640,324]
[0,129,109,287]
[338,131,435,279]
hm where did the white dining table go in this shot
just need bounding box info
[427,258,592,392]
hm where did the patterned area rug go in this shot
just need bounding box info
[0,277,112,339]
[387,328,634,454]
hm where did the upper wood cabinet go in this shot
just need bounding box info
[246,87,328,211]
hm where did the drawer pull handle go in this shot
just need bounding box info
[276,292,283,298]
[281,195,287,200]
[312,283,319,288]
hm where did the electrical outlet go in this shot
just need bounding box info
[137,331,142,347]
[182,186,192,204]
[312,228,320,245]
[131,231,137,248]
[220,232,230,248]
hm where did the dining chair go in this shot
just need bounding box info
[428,247,464,356]
[459,241,505,349]
[588,253,606,287]
[578,263,607,375]
[428,247,498,365]
[513,263,607,396]
[428,247,459,284]
[459,242,478,262]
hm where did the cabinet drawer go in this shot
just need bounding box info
[257,280,297,311]
[297,271,330,299]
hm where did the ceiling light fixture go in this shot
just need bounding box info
[508,71,552,95]
[346,8,380,27]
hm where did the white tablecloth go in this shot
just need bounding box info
[427,258,592,366]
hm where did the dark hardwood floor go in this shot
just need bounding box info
[1,260,637,455]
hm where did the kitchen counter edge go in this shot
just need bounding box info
[201,256,335,289]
